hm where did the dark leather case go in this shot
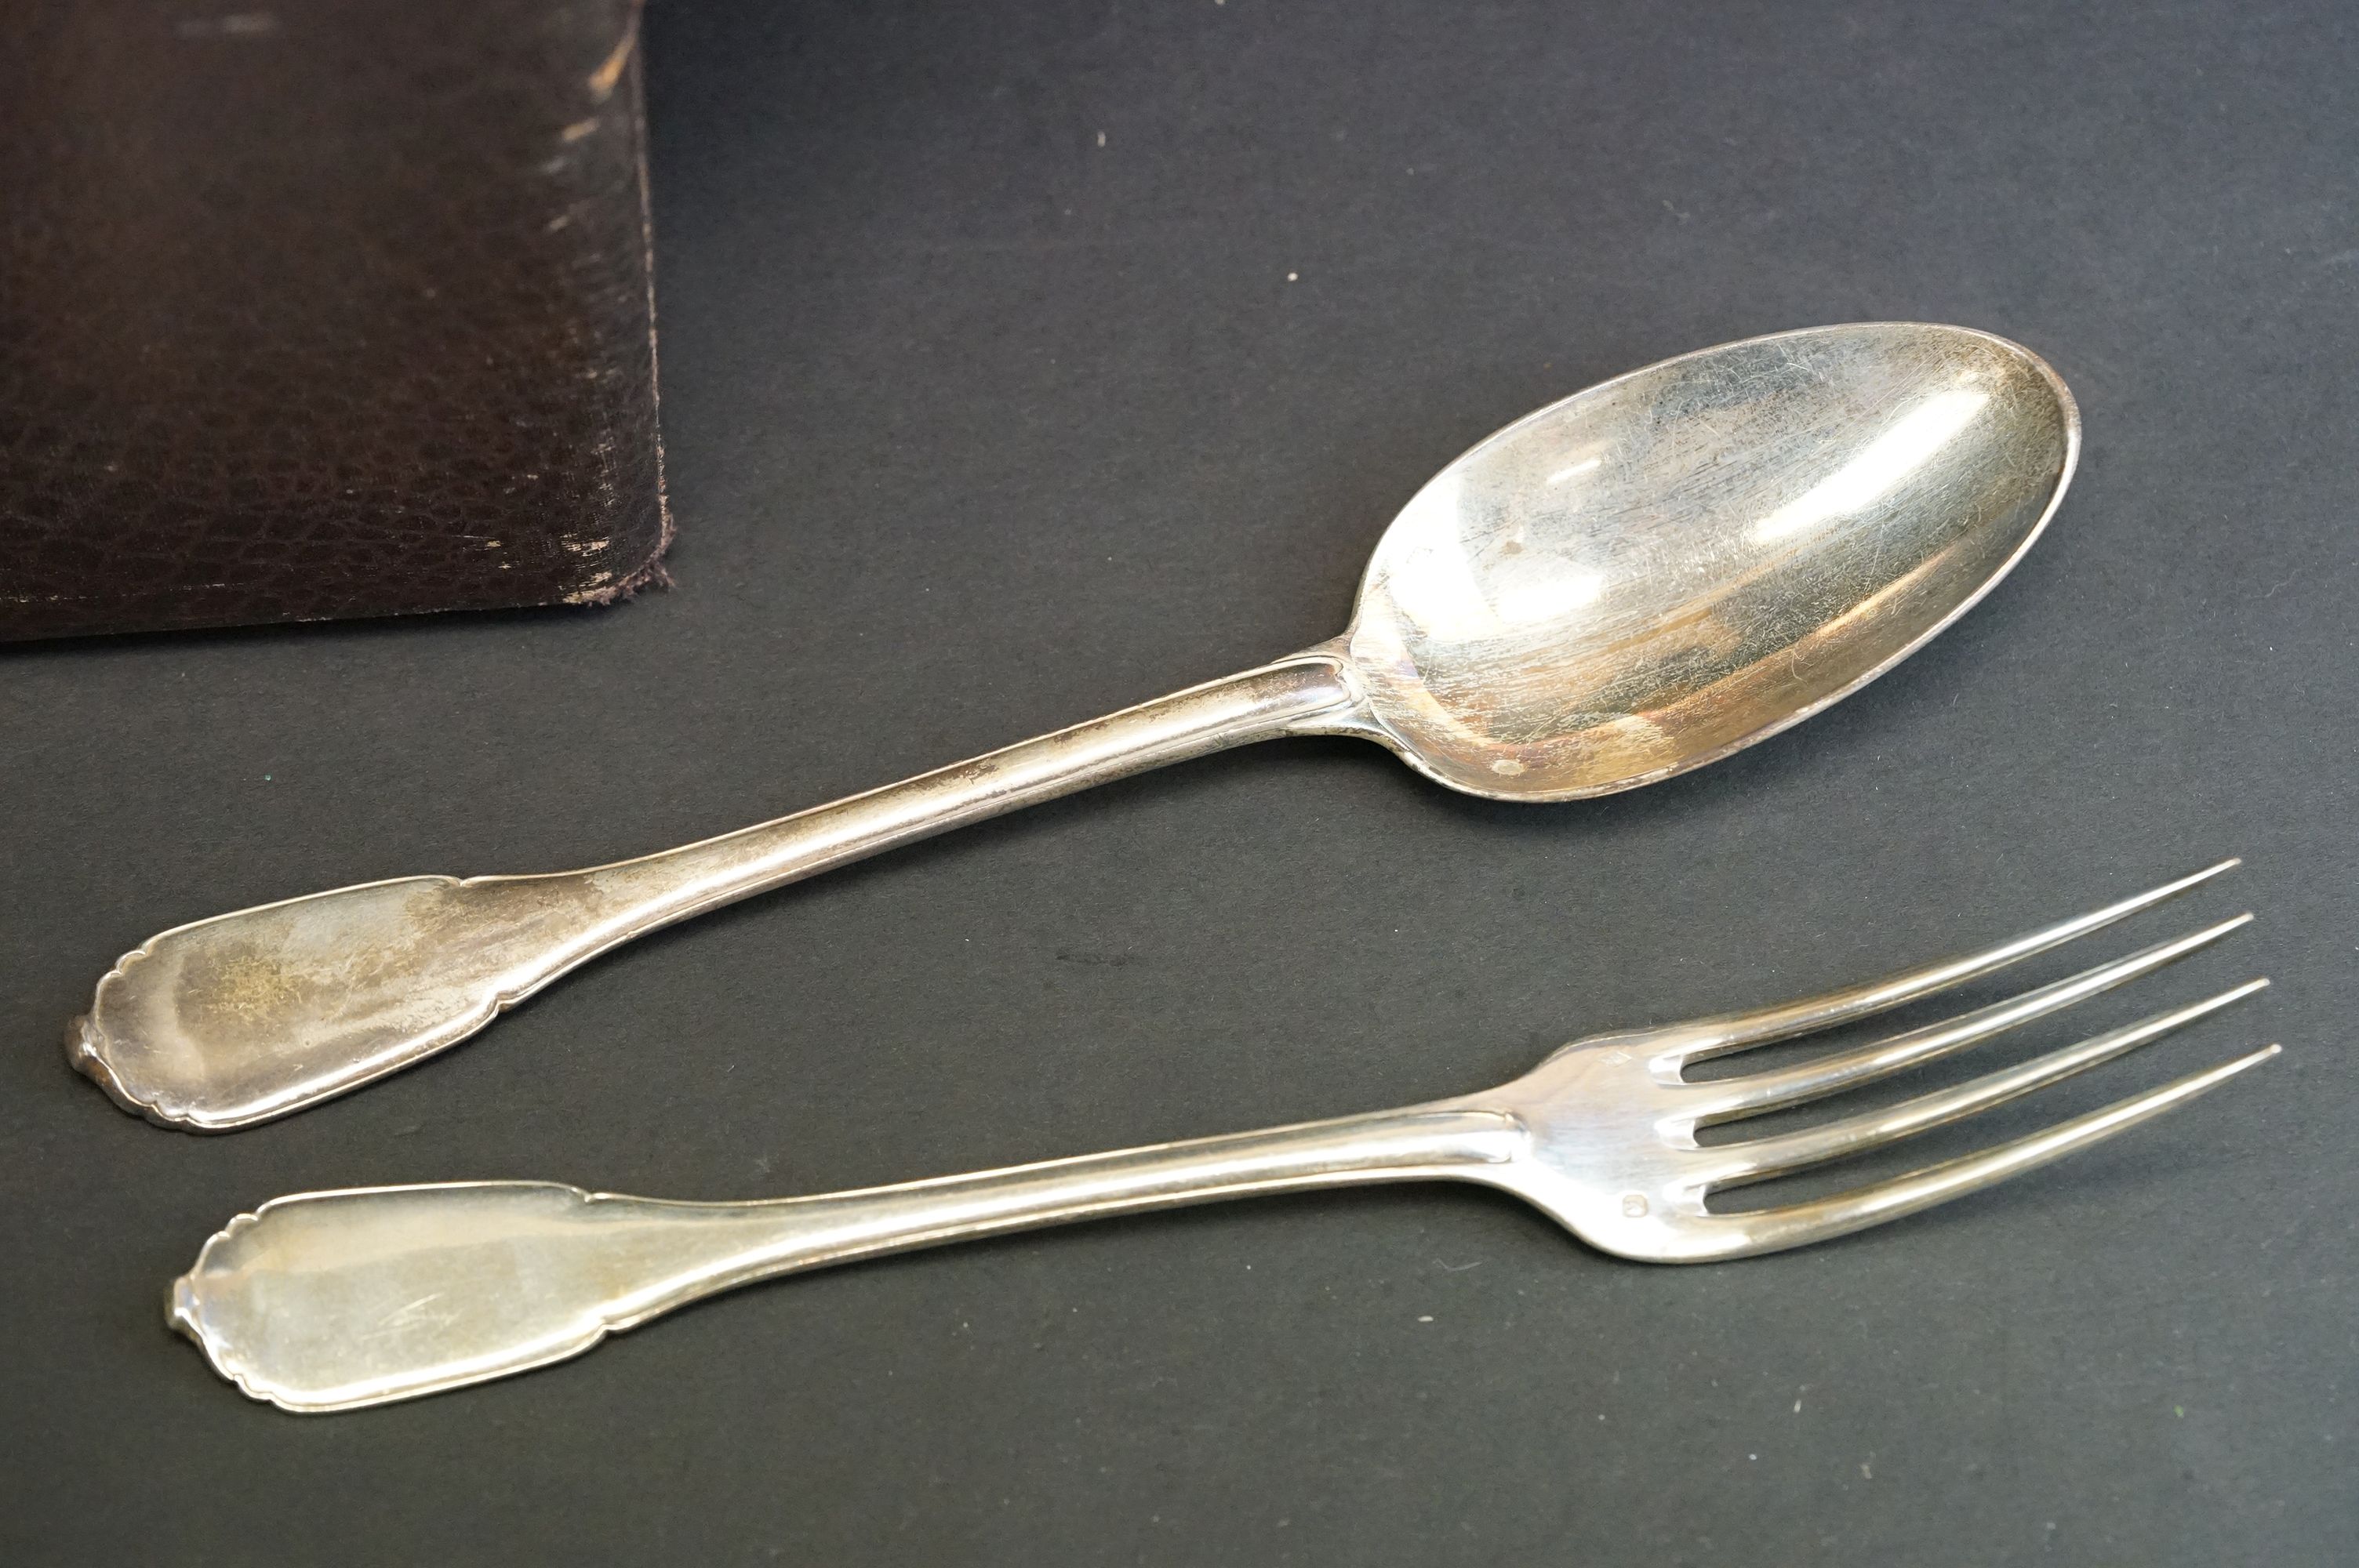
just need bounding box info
[0,0,668,641]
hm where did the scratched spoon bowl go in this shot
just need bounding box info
[74,321,2078,1130]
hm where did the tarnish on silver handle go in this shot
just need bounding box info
[172,1105,1524,1411]
[75,652,1370,1132]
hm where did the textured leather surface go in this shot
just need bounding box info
[0,0,667,641]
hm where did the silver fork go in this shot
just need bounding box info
[173,862,2273,1413]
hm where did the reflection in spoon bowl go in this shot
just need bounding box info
[1347,323,2076,798]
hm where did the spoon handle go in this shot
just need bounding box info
[600,649,1361,918]
[75,650,1367,1132]
[173,1105,1522,1411]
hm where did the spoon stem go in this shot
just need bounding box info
[583,648,1366,934]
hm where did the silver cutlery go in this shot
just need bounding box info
[77,321,2079,1131]
[172,862,2265,1413]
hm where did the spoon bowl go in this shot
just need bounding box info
[1345,322,2077,799]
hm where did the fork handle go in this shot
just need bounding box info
[173,1104,1524,1411]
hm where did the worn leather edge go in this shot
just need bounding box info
[579,7,674,610]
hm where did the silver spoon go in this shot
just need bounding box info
[73,321,2079,1131]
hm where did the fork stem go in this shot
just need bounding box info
[593,1105,1525,1327]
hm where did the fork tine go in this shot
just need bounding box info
[1696,1044,2280,1259]
[1659,859,2241,1067]
[1698,979,2269,1186]
[1683,913,2252,1121]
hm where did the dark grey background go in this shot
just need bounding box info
[5,2,2353,1563]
